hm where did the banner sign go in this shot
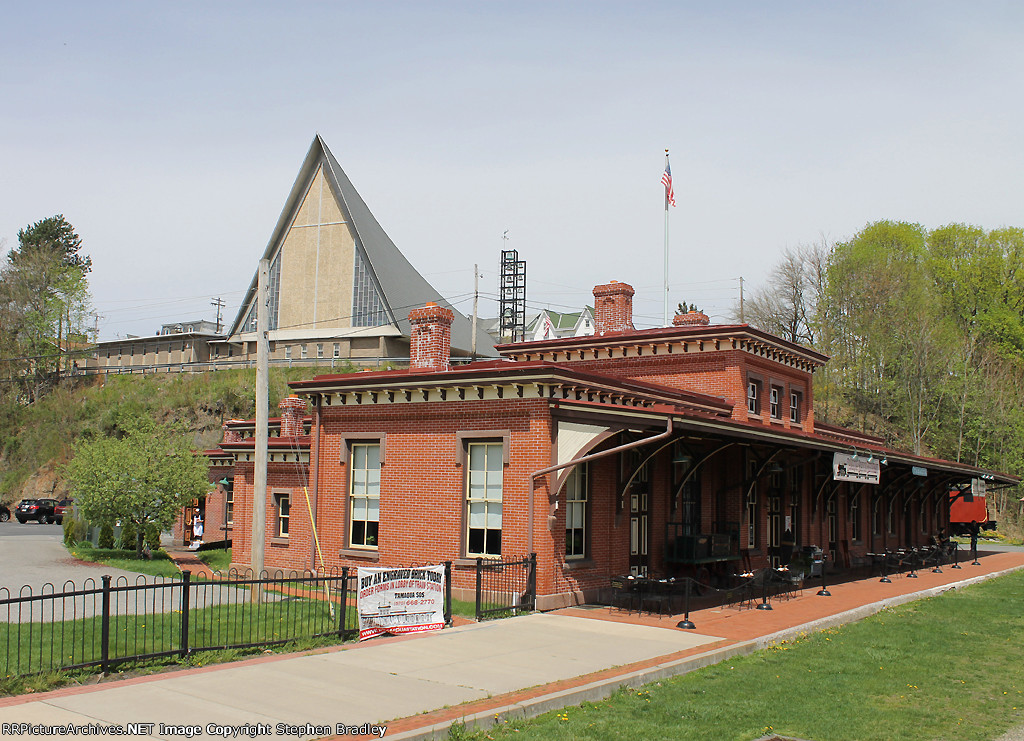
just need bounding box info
[912,466,928,477]
[832,452,880,484]
[357,565,445,641]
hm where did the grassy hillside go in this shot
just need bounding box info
[0,365,356,505]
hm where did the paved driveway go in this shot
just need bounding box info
[0,521,153,594]
[0,522,253,621]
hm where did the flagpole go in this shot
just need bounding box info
[663,149,670,326]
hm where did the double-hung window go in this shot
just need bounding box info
[275,493,290,537]
[350,443,381,548]
[747,380,761,415]
[769,386,782,420]
[790,391,802,423]
[564,464,588,558]
[850,492,861,541]
[745,459,757,547]
[467,442,503,557]
[225,484,234,525]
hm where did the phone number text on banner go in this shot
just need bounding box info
[356,565,445,641]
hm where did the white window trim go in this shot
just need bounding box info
[769,386,781,420]
[273,491,290,538]
[349,442,381,550]
[466,441,504,558]
[564,464,588,559]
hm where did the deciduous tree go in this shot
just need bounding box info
[64,415,209,558]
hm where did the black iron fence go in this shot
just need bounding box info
[1,557,533,681]
[0,568,357,679]
[474,553,537,621]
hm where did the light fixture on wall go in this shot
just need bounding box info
[880,457,888,466]
[850,452,859,461]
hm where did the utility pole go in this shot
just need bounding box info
[471,264,479,360]
[251,260,269,602]
[739,277,745,323]
[211,297,225,333]
[90,313,103,344]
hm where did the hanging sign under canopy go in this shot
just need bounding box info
[833,452,880,485]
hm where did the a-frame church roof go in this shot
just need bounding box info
[227,135,496,357]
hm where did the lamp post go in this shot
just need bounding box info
[676,578,696,630]
[906,549,918,578]
[756,569,773,610]
[816,552,831,597]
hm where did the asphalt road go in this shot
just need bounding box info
[0,520,154,594]
[0,520,253,622]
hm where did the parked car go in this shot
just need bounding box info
[16,498,58,524]
[54,498,74,525]
[0,503,9,522]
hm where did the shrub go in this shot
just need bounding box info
[117,520,137,551]
[62,511,88,546]
[98,522,114,549]
[144,522,161,551]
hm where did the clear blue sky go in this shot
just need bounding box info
[3,1,1022,340]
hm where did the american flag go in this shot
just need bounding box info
[662,158,676,208]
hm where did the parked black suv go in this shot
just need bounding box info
[16,498,58,524]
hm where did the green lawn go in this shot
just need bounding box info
[456,570,1024,741]
[196,548,232,573]
[68,543,182,578]
[0,585,356,693]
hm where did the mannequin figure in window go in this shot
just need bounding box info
[190,511,204,550]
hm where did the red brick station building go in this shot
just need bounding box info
[186,280,1015,610]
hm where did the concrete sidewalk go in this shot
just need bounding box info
[1,550,1021,741]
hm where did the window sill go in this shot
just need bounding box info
[769,418,785,426]
[562,558,594,570]
[270,537,289,547]
[339,548,380,562]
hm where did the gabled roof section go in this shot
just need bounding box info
[227,135,496,356]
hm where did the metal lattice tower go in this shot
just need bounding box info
[498,249,526,343]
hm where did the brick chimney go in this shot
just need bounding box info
[408,302,454,371]
[673,309,710,327]
[592,281,635,334]
[278,395,306,437]
[222,423,242,444]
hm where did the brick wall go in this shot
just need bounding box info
[228,398,559,596]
